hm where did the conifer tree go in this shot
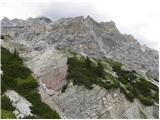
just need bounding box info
[13,49,19,58]
[85,56,92,68]
[96,61,104,77]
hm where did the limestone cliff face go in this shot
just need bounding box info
[1,16,159,119]
[1,16,158,82]
[40,84,158,119]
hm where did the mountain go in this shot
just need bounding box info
[1,16,159,119]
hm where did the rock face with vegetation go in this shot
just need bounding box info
[39,52,158,119]
[1,47,60,119]
[1,16,159,119]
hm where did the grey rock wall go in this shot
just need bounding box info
[40,84,158,119]
[1,16,159,119]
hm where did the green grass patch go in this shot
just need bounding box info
[1,109,16,119]
[1,96,15,112]
[16,74,36,85]
[1,96,16,119]
[1,46,60,119]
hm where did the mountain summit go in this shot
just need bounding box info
[1,16,158,81]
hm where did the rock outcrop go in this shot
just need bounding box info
[40,84,158,119]
[4,90,34,119]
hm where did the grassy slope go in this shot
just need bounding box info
[1,47,60,119]
[1,109,16,119]
[65,53,159,106]
[1,96,16,119]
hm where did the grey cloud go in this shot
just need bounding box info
[0,1,159,51]
[37,2,95,20]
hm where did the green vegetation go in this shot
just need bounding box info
[66,56,111,90]
[108,58,158,106]
[25,92,60,119]
[66,52,159,106]
[1,109,16,119]
[138,95,154,106]
[61,84,68,93]
[1,46,60,119]
[1,96,16,119]
[1,96,15,111]
[1,47,31,93]
[16,74,37,85]
[153,91,159,103]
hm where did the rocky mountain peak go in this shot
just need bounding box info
[2,16,10,21]
[1,17,12,26]
[1,15,158,81]
[85,15,95,22]
[84,15,100,27]
[35,16,52,23]
[26,16,52,24]
[1,15,159,119]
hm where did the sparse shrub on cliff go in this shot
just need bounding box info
[1,47,60,119]
[85,56,92,68]
[1,96,15,111]
[67,56,106,90]
[153,91,159,103]
[125,92,135,102]
[138,95,154,106]
[105,58,122,68]
[1,96,16,118]
[13,49,19,58]
[139,78,159,92]
[134,81,152,97]
[1,109,16,119]
[62,84,68,93]
[67,53,158,106]
[95,61,105,77]
[28,92,60,119]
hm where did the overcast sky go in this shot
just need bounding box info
[0,0,160,51]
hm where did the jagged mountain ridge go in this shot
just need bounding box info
[1,16,159,119]
[1,16,158,82]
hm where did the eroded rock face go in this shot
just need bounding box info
[24,48,68,92]
[4,90,34,119]
[56,16,158,81]
[40,84,159,119]
[1,16,159,81]
[1,16,159,119]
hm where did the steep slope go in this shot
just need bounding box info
[1,47,60,119]
[1,16,159,119]
[39,52,158,119]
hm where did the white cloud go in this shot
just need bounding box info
[91,0,160,51]
[0,0,160,51]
